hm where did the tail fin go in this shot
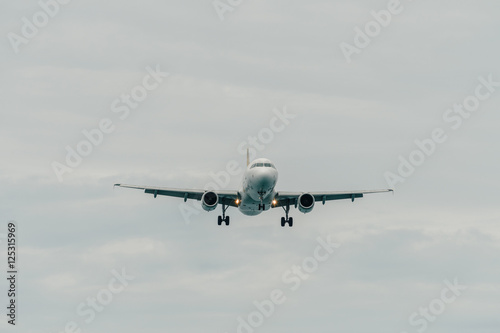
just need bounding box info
[246,148,250,167]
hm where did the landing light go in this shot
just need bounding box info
[272,199,277,206]
[235,199,240,205]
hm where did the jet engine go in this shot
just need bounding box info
[298,193,315,213]
[201,191,219,212]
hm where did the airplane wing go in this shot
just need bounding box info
[273,189,393,208]
[114,184,240,207]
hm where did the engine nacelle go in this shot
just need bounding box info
[201,191,218,212]
[298,193,315,213]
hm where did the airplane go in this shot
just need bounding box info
[114,151,393,227]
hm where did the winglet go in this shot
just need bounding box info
[247,148,250,167]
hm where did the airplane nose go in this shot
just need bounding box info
[258,170,276,193]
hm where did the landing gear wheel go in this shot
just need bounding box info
[225,216,230,226]
[288,217,293,227]
[281,217,286,227]
[218,216,222,225]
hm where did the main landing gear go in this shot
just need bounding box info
[281,204,293,227]
[218,203,230,226]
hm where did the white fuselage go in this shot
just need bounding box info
[238,158,279,216]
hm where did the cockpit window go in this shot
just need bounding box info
[250,162,276,169]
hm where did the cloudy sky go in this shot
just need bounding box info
[1,0,499,332]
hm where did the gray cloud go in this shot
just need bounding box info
[1,0,499,332]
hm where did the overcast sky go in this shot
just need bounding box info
[1,0,500,332]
